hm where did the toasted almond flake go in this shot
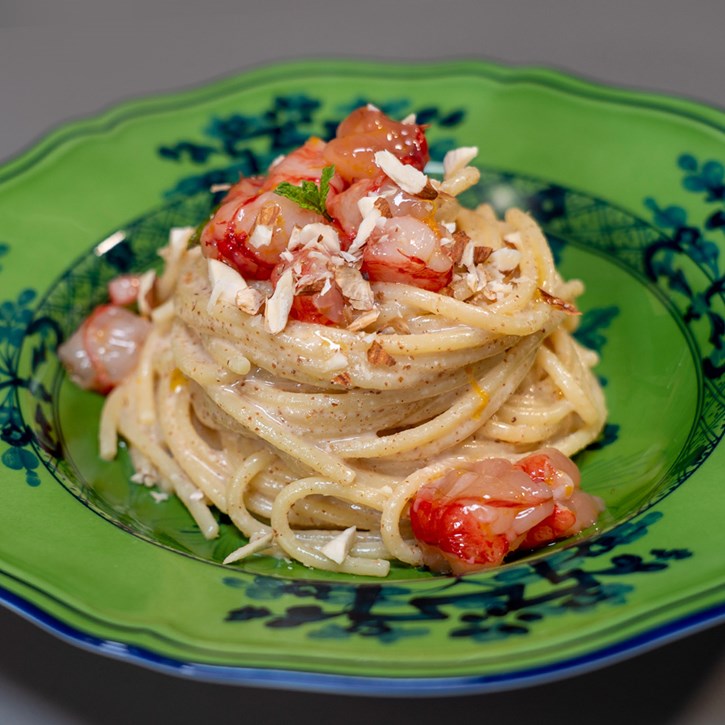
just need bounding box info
[306,249,331,265]
[416,180,439,201]
[207,259,247,312]
[468,265,489,294]
[351,209,381,253]
[461,240,476,270]
[367,341,396,367]
[337,249,359,264]
[264,268,294,333]
[374,149,429,195]
[443,146,479,177]
[357,194,381,217]
[334,267,375,310]
[137,270,157,317]
[448,230,469,264]
[223,531,275,565]
[321,526,357,564]
[236,286,265,315]
[473,245,493,264]
[503,231,522,245]
[320,278,332,295]
[296,278,326,295]
[490,247,521,272]
[287,226,302,250]
[248,223,272,249]
[387,316,411,334]
[150,491,169,503]
[374,197,393,218]
[442,221,457,234]
[448,275,476,301]
[257,202,280,227]
[331,371,352,387]
[538,288,580,315]
[294,223,341,254]
[347,308,381,331]
[401,113,417,125]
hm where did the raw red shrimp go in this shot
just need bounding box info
[262,137,344,194]
[326,176,383,239]
[201,140,344,279]
[327,177,435,240]
[108,274,141,306]
[362,216,453,291]
[409,449,603,575]
[201,192,322,280]
[58,304,151,394]
[324,106,429,182]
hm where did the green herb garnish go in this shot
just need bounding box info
[274,165,334,221]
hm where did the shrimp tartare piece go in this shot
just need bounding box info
[324,105,429,181]
[58,304,151,393]
[201,192,322,279]
[362,216,454,291]
[409,449,603,575]
[201,139,345,279]
[263,137,344,194]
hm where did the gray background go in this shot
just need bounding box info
[2,1,725,722]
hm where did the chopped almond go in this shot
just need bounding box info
[334,267,375,311]
[366,340,396,367]
[538,288,580,315]
[373,197,393,218]
[473,245,493,264]
[257,202,281,227]
[347,308,380,331]
[331,372,352,387]
[374,150,430,196]
[264,268,294,333]
[296,278,326,295]
[236,286,265,315]
[416,180,439,201]
[448,230,470,264]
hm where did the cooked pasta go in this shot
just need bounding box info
[61,106,606,577]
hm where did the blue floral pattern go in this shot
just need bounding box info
[645,154,725,378]
[158,94,465,198]
[2,95,722,647]
[222,512,690,641]
[0,251,63,486]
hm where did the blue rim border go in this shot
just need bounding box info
[3,574,725,695]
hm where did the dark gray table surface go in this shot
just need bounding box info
[2,1,725,722]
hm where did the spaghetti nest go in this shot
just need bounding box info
[99,205,606,578]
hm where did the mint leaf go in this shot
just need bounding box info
[274,165,334,220]
[318,165,335,208]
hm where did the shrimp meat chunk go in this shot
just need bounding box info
[409,449,603,575]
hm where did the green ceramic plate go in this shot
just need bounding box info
[1,60,724,694]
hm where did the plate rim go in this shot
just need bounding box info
[2,57,725,692]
